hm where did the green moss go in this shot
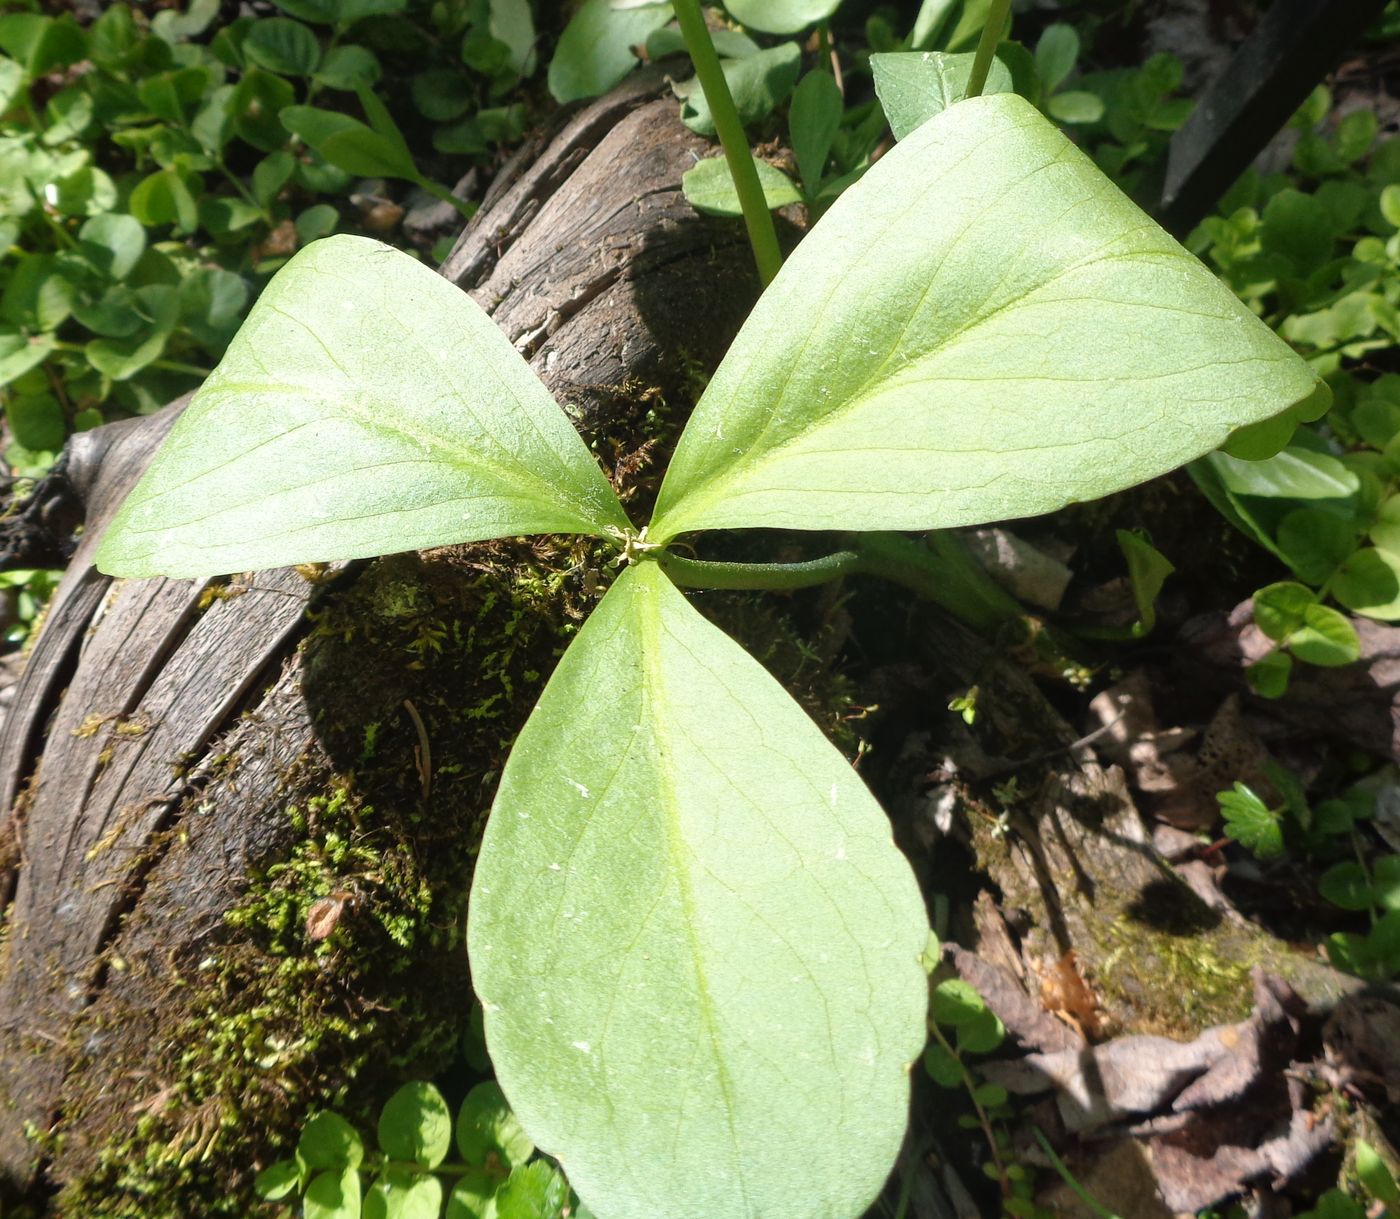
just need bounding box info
[1095,913,1260,1034]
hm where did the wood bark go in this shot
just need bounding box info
[0,74,759,1212]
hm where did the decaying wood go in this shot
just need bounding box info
[0,76,759,1210]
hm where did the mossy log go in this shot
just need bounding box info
[0,73,762,1217]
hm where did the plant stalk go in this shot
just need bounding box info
[656,530,1027,637]
[658,548,864,591]
[965,0,1014,99]
[672,0,783,286]
[416,175,477,222]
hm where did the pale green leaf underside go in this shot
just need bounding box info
[468,561,928,1219]
[96,235,628,578]
[650,93,1325,542]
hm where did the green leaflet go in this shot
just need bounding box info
[723,0,840,35]
[468,560,929,1219]
[95,236,629,578]
[870,50,1014,140]
[650,93,1326,543]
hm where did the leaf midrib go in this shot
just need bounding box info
[636,573,752,1217]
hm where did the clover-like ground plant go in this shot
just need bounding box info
[96,89,1323,1219]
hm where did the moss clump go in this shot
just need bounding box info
[1095,907,1261,1035]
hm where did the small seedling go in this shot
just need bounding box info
[97,7,1321,1212]
[1217,772,1399,980]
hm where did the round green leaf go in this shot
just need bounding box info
[547,0,670,103]
[49,163,117,217]
[243,17,321,75]
[128,168,198,231]
[72,285,141,339]
[1369,494,1400,554]
[651,94,1323,541]
[1253,581,1313,642]
[1289,603,1361,667]
[1276,507,1356,585]
[1,254,74,331]
[84,327,169,381]
[412,68,474,121]
[1319,861,1375,911]
[0,329,55,384]
[956,1008,1005,1054]
[338,0,407,24]
[455,1082,534,1171]
[305,1166,363,1219]
[378,1082,452,1169]
[253,1158,302,1201]
[1334,547,1400,620]
[96,236,629,579]
[1046,90,1104,124]
[1382,184,1400,231]
[316,43,381,91]
[252,150,296,209]
[363,1167,444,1219]
[231,68,296,150]
[1245,650,1292,699]
[468,561,929,1219]
[298,1111,365,1171]
[972,1081,1009,1109]
[682,156,801,217]
[1035,24,1079,94]
[446,1170,500,1219]
[42,87,94,144]
[6,393,65,451]
[922,1041,963,1087]
[930,978,984,1026]
[725,0,840,35]
[77,213,146,280]
[296,202,339,244]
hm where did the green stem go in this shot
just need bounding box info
[1031,1127,1123,1219]
[416,175,477,222]
[673,0,783,286]
[656,531,1026,634]
[965,0,1013,99]
[151,358,213,377]
[854,531,1026,633]
[657,548,864,591]
[38,205,77,250]
[929,1022,1010,1197]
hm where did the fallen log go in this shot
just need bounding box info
[0,73,762,1217]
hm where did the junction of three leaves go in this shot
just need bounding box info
[96,93,1322,1219]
